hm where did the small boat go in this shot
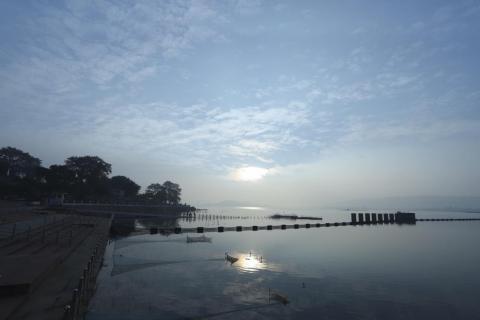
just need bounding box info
[186,235,212,243]
[225,253,239,264]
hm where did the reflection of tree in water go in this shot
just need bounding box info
[109,216,180,237]
[138,217,179,236]
[110,218,136,237]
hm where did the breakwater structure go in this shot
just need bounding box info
[142,211,480,235]
[62,202,196,218]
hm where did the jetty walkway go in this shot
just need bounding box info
[0,213,111,320]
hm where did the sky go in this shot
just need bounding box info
[1,0,480,208]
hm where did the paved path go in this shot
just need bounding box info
[0,214,111,320]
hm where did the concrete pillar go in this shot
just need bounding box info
[383,213,389,223]
[78,277,84,304]
[358,213,364,224]
[351,213,357,224]
[72,289,79,318]
[83,269,88,291]
[11,223,16,239]
[64,304,71,320]
[365,213,371,224]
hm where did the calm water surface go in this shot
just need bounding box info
[87,208,480,320]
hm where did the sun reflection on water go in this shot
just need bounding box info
[229,252,279,273]
[236,206,265,210]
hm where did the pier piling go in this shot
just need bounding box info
[389,213,395,223]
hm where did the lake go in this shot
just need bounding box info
[86,207,480,320]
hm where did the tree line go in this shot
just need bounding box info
[0,146,182,204]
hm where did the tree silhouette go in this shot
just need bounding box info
[45,165,75,193]
[0,146,41,178]
[0,146,188,206]
[109,175,140,198]
[163,181,181,204]
[65,156,112,199]
[145,183,167,203]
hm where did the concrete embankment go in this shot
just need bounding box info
[63,203,196,217]
[0,210,111,320]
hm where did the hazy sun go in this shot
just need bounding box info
[232,166,269,182]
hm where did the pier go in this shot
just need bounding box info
[141,211,480,235]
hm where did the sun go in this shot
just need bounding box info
[232,166,269,182]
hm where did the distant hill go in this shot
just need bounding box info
[203,200,266,208]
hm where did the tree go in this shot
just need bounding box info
[145,183,167,203]
[0,158,9,177]
[163,181,181,204]
[0,146,41,178]
[65,156,112,198]
[109,176,140,198]
[0,147,43,199]
[45,165,75,193]
[65,156,111,183]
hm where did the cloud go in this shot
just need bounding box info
[340,115,480,145]
[77,99,312,169]
[0,0,224,100]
